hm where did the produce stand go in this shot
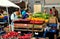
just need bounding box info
[14,18,45,37]
[3,12,58,39]
[13,13,50,38]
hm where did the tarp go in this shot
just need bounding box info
[44,5,60,7]
[0,0,20,8]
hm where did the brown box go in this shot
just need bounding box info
[49,17,57,23]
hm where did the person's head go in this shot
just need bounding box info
[52,6,56,11]
[50,8,52,11]
[52,7,55,8]
[15,9,20,15]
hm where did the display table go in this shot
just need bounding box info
[13,19,45,37]
[14,19,45,24]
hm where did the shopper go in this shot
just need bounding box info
[11,9,20,31]
[21,9,29,19]
[52,7,58,18]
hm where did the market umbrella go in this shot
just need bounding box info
[0,0,20,31]
[0,0,19,8]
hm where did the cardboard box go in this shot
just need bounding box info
[49,17,57,23]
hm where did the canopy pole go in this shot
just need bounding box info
[6,7,11,31]
[19,8,20,13]
[6,7,9,24]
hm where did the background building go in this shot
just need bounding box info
[44,0,60,13]
[9,0,60,13]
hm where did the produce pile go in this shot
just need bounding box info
[28,12,51,23]
[33,12,50,19]
[2,31,32,39]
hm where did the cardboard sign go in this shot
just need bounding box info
[34,4,41,13]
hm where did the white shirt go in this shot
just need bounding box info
[11,12,18,21]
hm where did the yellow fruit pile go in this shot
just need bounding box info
[27,17,49,23]
[28,17,44,21]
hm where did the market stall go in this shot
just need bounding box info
[0,0,20,37]
[11,12,51,38]
[0,0,59,39]
[3,11,58,39]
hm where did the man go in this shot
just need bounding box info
[11,9,20,31]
